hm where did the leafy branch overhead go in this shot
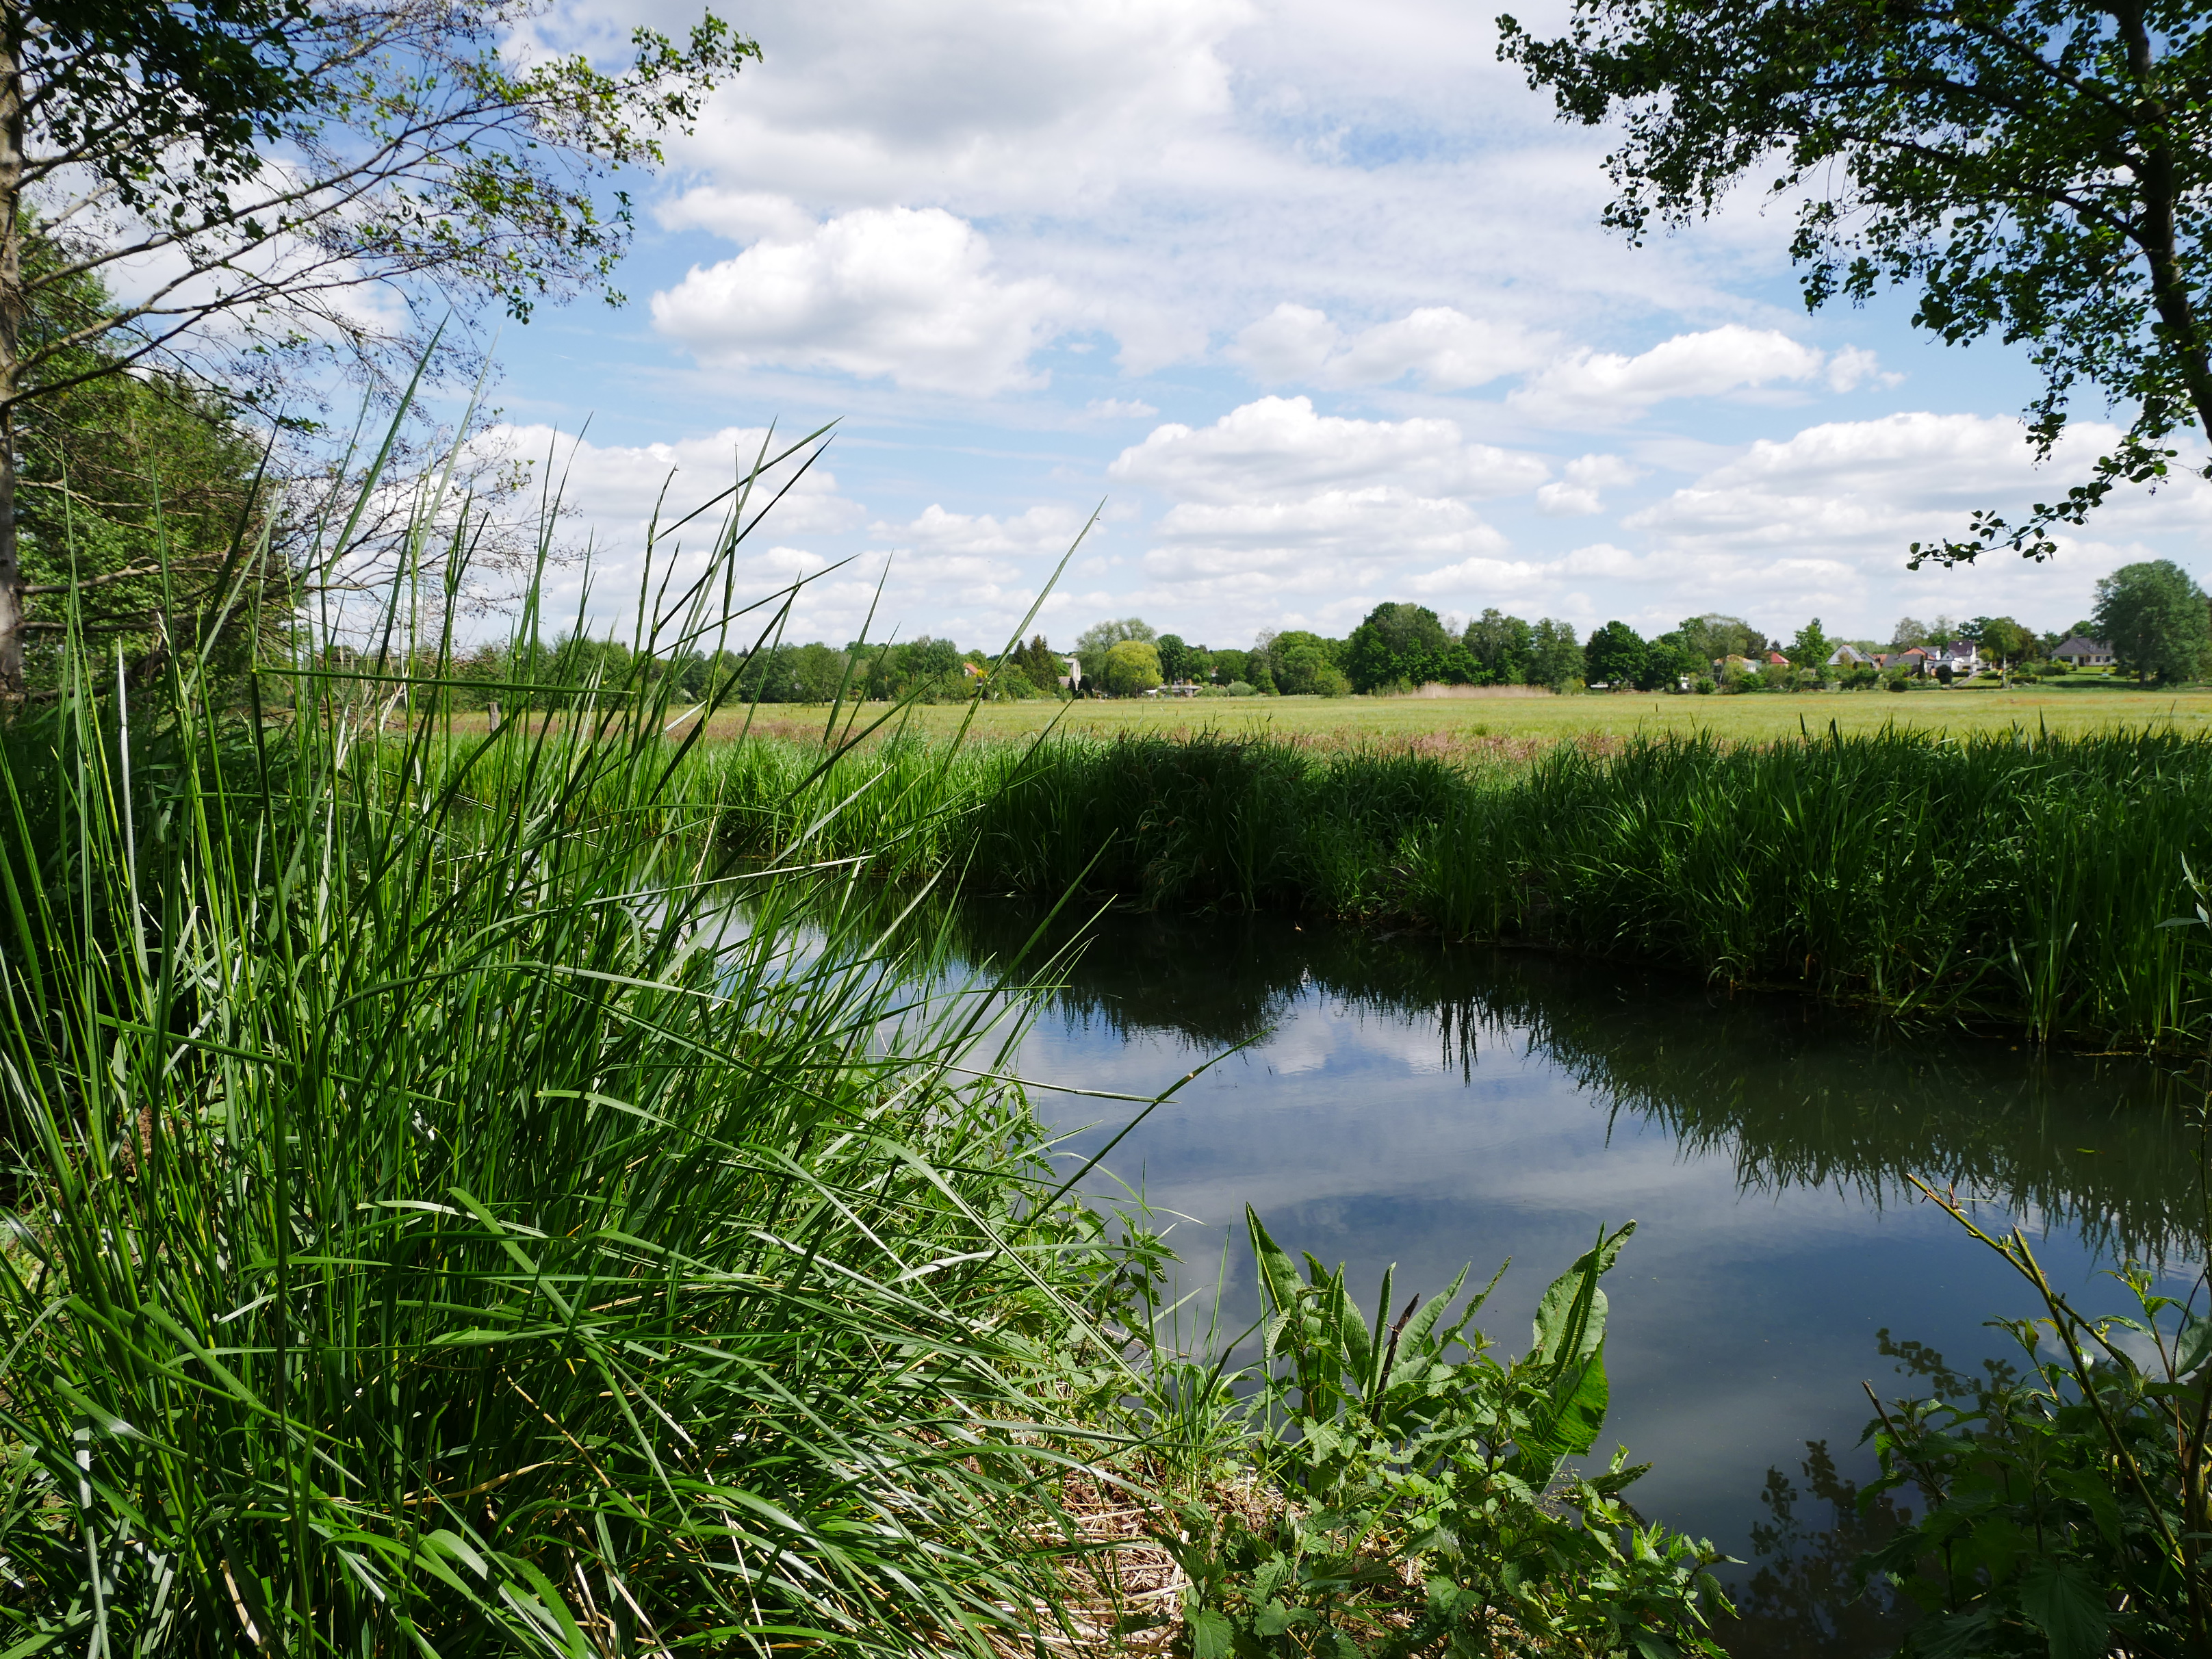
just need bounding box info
[10,0,758,394]
[1498,1,2212,565]
[0,0,755,694]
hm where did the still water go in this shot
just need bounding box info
[939,901,2205,1656]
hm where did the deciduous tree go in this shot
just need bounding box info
[0,0,756,692]
[15,235,281,686]
[2092,558,2212,681]
[1530,617,1585,692]
[1155,632,1191,684]
[1267,630,1350,697]
[1584,618,1647,688]
[1101,638,1163,697]
[1500,1,2212,567]
[1346,600,1454,691]
[1464,608,1534,684]
[1075,616,1154,686]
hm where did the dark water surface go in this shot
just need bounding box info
[940,901,2206,1657]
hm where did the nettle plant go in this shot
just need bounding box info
[1856,1181,2212,1658]
[1164,1211,1732,1659]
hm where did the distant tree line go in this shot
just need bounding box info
[415,557,2212,715]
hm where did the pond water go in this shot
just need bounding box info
[938,901,2207,1658]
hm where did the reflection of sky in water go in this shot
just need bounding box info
[937,903,2203,1651]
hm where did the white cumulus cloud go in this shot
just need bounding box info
[1535,452,1645,516]
[636,0,1251,214]
[651,207,1068,394]
[1229,303,1556,390]
[1109,396,1547,502]
[490,423,866,543]
[873,502,1092,556]
[1613,411,2212,630]
[1154,488,1505,558]
[1510,326,1866,424]
[1107,396,1539,632]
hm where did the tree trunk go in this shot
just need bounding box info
[2115,1,2212,448]
[0,4,21,699]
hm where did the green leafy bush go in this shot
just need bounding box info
[1157,1209,1732,1658]
[1857,1186,2212,1658]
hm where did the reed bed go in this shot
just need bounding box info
[0,450,1158,1653]
[698,725,2212,1051]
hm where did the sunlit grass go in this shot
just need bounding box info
[561,678,2212,759]
[0,422,1150,1653]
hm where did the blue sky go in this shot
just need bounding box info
[470,0,2212,654]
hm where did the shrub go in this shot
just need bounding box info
[1161,1211,1732,1655]
[1862,1183,2212,1656]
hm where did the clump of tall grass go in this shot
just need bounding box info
[0,430,1148,1651]
[703,723,2212,1050]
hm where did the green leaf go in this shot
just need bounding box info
[1389,1261,1469,1376]
[1331,1271,1369,1380]
[1187,1607,1237,1659]
[1510,1343,1611,1485]
[1532,1221,1634,1366]
[2176,1309,2212,1376]
[1363,1261,1396,1398]
[1549,1346,1610,1458]
[2019,1558,2109,1659]
[1246,1207,1307,1323]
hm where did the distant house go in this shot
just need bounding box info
[1716,654,1760,674]
[1058,656,1082,691]
[1892,647,1933,676]
[1828,644,1873,668]
[1764,651,1791,668]
[2052,634,2114,667]
[1929,641,1981,676]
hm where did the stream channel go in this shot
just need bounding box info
[930,899,2207,1657]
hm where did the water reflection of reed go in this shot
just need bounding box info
[943,898,2209,1260]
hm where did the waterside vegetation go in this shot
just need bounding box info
[0,439,1745,1654]
[703,725,2212,1053]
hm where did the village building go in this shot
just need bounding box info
[2051,634,2114,667]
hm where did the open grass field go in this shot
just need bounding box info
[656,676,2212,758]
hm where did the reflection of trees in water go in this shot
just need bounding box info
[1729,1440,1918,1659]
[944,897,2206,1261]
[933,898,2202,1659]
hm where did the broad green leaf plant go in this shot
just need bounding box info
[1161,1209,1732,1658]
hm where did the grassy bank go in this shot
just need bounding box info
[703,725,2212,1051]
[0,653,1178,1650]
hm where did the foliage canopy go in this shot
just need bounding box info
[1500,1,2212,566]
[2092,557,2212,680]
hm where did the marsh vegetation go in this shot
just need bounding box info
[704,724,2212,1054]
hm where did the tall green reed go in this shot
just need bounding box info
[703,723,2212,1051]
[0,419,1144,1653]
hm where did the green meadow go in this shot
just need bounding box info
[618,678,2212,763]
